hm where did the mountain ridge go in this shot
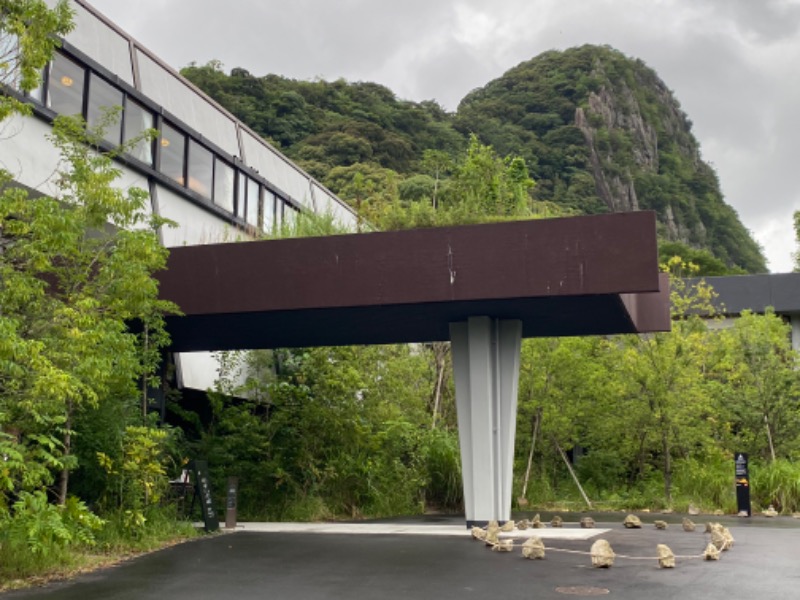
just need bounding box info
[182,45,766,274]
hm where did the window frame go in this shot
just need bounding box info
[25,48,336,234]
[158,120,187,187]
[86,71,124,146]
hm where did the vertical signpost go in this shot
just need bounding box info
[735,452,751,517]
[225,476,239,529]
[189,460,219,532]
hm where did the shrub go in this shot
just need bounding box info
[0,491,104,579]
[419,428,462,511]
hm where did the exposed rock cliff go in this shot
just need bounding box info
[455,45,765,272]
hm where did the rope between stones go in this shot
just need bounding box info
[488,541,706,560]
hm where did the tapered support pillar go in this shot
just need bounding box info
[450,316,522,527]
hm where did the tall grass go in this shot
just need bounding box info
[672,454,736,513]
[750,459,800,513]
[420,428,463,511]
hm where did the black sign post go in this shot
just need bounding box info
[735,452,751,516]
[189,460,219,532]
[225,476,238,529]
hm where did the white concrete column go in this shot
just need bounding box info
[790,314,800,353]
[450,316,522,526]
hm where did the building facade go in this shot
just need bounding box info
[1,0,357,392]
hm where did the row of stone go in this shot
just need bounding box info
[622,514,698,530]
[475,534,723,568]
[470,519,735,569]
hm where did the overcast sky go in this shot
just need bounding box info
[87,0,800,273]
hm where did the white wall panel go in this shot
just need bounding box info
[0,114,64,197]
[112,166,153,227]
[0,115,155,229]
[174,352,219,392]
[240,130,313,208]
[311,182,357,228]
[135,51,239,156]
[175,351,251,393]
[154,184,254,247]
[239,130,355,223]
[64,4,134,85]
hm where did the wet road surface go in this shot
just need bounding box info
[3,515,799,600]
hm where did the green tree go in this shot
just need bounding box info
[171,213,462,520]
[615,259,719,503]
[714,311,800,461]
[659,241,744,276]
[0,0,73,120]
[442,134,534,221]
[322,162,399,229]
[0,115,177,506]
[0,0,71,507]
[420,149,454,209]
[0,0,191,565]
[192,344,452,520]
[515,336,615,506]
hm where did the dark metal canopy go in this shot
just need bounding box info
[157,211,670,351]
[686,273,800,316]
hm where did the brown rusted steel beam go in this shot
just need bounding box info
[157,211,670,351]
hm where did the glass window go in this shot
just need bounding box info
[236,172,247,219]
[213,158,235,213]
[274,198,284,232]
[159,122,185,185]
[262,189,275,232]
[48,52,85,116]
[0,33,20,90]
[123,98,154,165]
[86,73,123,145]
[246,178,260,228]
[187,139,213,200]
[284,204,299,230]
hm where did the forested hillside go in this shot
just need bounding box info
[182,45,765,273]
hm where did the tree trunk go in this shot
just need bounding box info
[430,342,449,429]
[662,429,672,503]
[554,437,592,509]
[765,414,776,462]
[432,167,440,210]
[142,324,149,421]
[635,430,648,483]
[519,407,541,503]
[57,402,73,506]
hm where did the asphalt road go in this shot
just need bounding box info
[4,515,800,600]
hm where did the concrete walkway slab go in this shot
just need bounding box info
[232,521,608,540]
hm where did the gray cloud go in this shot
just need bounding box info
[710,0,800,43]
[87,0,800,271]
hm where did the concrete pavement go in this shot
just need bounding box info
[3,515,799,600]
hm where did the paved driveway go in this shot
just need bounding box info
[3,516,798,600]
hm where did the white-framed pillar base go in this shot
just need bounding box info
[450,316,522,527]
